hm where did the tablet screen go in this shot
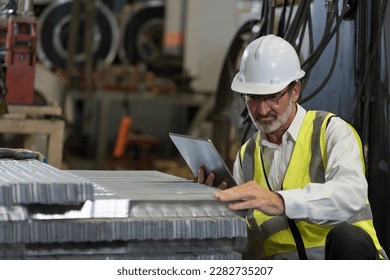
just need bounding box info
[169,133,237,187]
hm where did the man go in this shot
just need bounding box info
[199,34,387,260]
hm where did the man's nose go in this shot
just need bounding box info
[254,100,271,116]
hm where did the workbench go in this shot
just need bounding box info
[0,105,65,169]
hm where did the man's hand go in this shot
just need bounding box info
[213,181,285,216]
[197,167,228,189]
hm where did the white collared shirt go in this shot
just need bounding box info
[233,104,368,224]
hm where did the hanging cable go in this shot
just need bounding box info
[253,0,269,39]
[301,0,337,69]
[295,10,309,54]
[267,0,276,34]
[284,0,311,43]
[299,1,340,103]
[300,19,341,104]
[285,0,297,36]
[301,0,346,71]
[351,0,389,126]
[298,1,355,104]
[277,0,289,36]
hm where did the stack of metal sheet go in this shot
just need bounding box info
[0,159,247,260]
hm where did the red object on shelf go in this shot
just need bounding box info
[4,17,38,104]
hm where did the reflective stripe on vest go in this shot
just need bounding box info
[240,110,385,259]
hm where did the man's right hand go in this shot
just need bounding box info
[213,181,285,216]
[197,167,228,189]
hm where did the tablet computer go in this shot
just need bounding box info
[169,132,237,187]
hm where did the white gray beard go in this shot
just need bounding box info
[250,97,293,133]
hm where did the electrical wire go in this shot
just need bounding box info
[267,0,276,34]
[298,1,353,104]
[253,0,269,39]
[299,1,342,103]
[285,0,297,36]
[351,0,389,126]
[284,0,311,43]
[300,20,341,104]
[301,1,347,71]
[295,10,309,54]
[276,0,288,36]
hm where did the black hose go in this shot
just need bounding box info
[285,0,310,43]
[254,0,269,39]
[300,22,341,104]
[301,0,338,69]
[285,0,297,36]
[351,0,389,126]
[302,1,348,72]
[277,0,289,36]
[267,0,276,34]
[296,11,309,54]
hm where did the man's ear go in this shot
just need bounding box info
[291,81,301,102]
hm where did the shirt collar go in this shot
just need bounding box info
[288,103,306,142]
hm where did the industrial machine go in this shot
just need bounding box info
[36,0,167,84]
[0,0,37,107]
[36,0,120,73]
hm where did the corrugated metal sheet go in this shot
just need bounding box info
[0,160,246,260]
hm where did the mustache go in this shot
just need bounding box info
[254,112,276,121]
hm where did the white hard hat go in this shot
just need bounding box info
[231,34,305,95]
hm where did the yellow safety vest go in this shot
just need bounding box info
[240,110,386,259]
